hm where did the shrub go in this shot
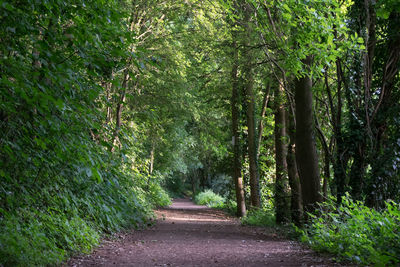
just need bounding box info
[241,209,275,227]
[210,174,232,198]
[194,190,225,208]
[0,215,65,266]
[146,181,172,208]
[300,194,400,265]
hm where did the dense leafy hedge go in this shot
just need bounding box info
[0,160,170,266]
[0,1,171,265]
[300,195,400,265]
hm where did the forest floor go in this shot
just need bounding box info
[67,198,343,266]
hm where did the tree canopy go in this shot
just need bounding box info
[1,0,399,265]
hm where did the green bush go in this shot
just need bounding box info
[241,209,275,227]
[145,176,172,208]
[0,166,171,266]
[194,190,225,208]
[210,174,232,198]
[0,0,164,265]
[223,199,238,215]
[0,215,65,266]
[300,194,400,265]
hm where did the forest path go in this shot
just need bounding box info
[67,199,339,266]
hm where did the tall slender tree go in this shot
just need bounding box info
[242,3,261,208]
[274,80,290,223]
[231,36,247,217]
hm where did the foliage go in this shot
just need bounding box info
[0,153,169,265]
[142,173,172,208]
[195,190,226,209]
[165,174,187,198]
[210,174,233,198]
[0,0,171,265]
[300,195,400,265]
[1,0,399,264]
[241,209,275,227]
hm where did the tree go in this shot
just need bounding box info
[294,57,322,215]
[242,2,261,208]
[231,36,247,217]
[274,80,290,223]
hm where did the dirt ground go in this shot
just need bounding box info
[67,199,342,266]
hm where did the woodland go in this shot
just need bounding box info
[0,0,400,265]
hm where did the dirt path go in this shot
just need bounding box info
[67,199,340,266]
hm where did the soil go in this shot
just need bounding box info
[67,198,342,266]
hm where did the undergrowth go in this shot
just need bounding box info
[194,190,225,208]
[0,1,171,264]
[300,194,400,266]
[0,150,171,266]
[241,208,276,227]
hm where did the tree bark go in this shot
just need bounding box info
[315,119,330,201]
[274,81,290,224]
[246,88,261,208]
[111,70,129,151]
[149,142,155,175]
[286,110,302,226]
[294,57,322,216]
[231,38,246,217]
[243,3,260,208]
[256,84,271,158]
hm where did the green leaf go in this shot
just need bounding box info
[92,168,103,183]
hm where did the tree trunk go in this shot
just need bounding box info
[256,84,271,158]
[274,81,290,224]
[286,111,302,226]
[315,119,330,201]
[294,57,322,216]
[231,38,246,217]
[329,58,348,204]
[334,132,347,203]
[111,70,129,151]
[105,81,112,125]
[149,142,155,175]
[243,3,260,208]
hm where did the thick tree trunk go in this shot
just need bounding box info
[243,4,260,208]
[231,38,246,217]
[294,57,322,216]
[274,81,290,224]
